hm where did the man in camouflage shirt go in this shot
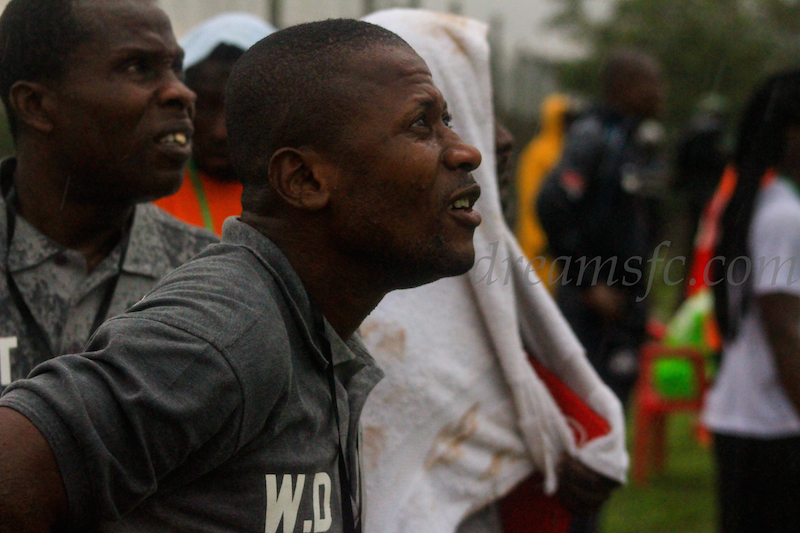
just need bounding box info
[0,0,217,390]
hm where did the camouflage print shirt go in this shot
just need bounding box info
[0,162,218,390]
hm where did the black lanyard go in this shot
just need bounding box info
[4,194,131,360]
[311,302,361,533]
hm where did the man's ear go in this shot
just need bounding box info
[8,81,56,134]
[268,147,332,211]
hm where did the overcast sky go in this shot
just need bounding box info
[0,0,614,61]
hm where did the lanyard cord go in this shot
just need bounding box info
[188,161,216,234]
[4,194,132,359]
[311,302,361,533]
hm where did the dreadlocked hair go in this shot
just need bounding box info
[713,70,800,340]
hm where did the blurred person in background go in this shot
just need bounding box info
[495,121,516,228]
[537,48,665,533]
[515,94,583,291]
[0,0,216,391]
[537,48,666,409]
[155,12,274,235]
[674,93,730,285]
[359,9,627,533]
[703,70,800,533]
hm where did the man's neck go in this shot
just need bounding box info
[10,158,134,272]
[241,212,387,340]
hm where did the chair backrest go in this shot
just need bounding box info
[637,342,709,411]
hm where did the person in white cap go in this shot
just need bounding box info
[156,13,275,235]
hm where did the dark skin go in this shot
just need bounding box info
[242,45,482,339]
[0,44,481,530]
[186,57,237,182]
[0,0,195,529]
[759,123,800,417]
[8,0,195,271]
[605,55,665,122]
[557,454,621,516]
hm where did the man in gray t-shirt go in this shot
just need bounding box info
[0,8,485,533]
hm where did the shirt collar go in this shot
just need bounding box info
[1,157,65,272]
[5,208,65,273]
[120,204,172,279]
[220,217,376,371]
[1,154,168,279]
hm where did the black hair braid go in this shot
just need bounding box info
[714,70,800,340]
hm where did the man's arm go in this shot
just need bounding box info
[0,407,68,533]
[759,293,800,415]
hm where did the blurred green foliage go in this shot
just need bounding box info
[553,0,800,131]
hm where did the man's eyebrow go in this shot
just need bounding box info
[412,95,445,113]
[112,42,183,62]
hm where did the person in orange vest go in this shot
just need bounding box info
[155,13,275,235]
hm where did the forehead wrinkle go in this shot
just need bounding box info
[407,85,445,113]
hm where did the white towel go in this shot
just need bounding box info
[180,12,275,70]
[359,10,628,533]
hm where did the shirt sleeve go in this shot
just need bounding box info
[0,316,246,531]
[751,196,800,297]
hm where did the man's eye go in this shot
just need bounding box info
[413,116,427,128]
[442,113,453,129]
[125,61,151,75]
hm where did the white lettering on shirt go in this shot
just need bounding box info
[265,473,305,533]
[313,472,332,532]
[0,337,17,385]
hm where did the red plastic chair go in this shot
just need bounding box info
[632,342,709,485]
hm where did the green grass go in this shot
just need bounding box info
[603,413,717,533]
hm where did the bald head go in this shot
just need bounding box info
[601,48,664,120]
[225,19,412,213]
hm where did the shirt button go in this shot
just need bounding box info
[54,253,68,267]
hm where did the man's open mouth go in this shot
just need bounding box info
[158,132,189,147]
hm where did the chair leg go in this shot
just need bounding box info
[653,413,667,473]
[633,406,653,485]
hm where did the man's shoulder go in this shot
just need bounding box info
[559,112,614,161]
[753,181,800,240]
[131,240,291,342]
[134,203,219,267]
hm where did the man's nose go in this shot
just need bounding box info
[443,131,482,173]
[159,71,197,115]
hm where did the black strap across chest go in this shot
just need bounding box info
[4,196,131,360]
[311,302,361,533]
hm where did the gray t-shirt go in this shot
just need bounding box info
[0,158,218,389]
[0,218,384,532]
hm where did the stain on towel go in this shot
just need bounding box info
[425,403,480,469]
